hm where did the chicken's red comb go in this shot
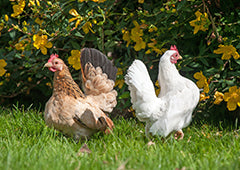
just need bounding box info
[48,53,59,63]
[170,45,179,53]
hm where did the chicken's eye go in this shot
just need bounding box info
[55,61,58,65]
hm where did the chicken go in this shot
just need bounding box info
[44,48,118,140]
[125,45,200,140]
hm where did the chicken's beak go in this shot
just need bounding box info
[178,55,183,60]
[44,62,52,68]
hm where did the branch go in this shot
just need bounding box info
[202,0,220,38]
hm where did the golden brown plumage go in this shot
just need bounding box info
[44,49,117,140]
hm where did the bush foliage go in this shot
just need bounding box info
[0,0,239,118]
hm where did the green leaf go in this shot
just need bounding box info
[235,59,240,65]
[23,50,32,58]
[24,62,32,68]
[180,67,195,71]
[118,91,130,99]
[36,73,43,78]
[104,30,115,35]
[70,41,81,49]
[9,30,16,40]
[74,32,84,38]
[15,53,21,59]
[199,57,209,66]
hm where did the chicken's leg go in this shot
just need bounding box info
[174,130,184,140]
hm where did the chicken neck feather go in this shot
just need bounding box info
[53,63,85,99]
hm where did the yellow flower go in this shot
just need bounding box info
[147,39,167,56]
[29,0,40,6]
[189,11,210,34]
[29,0,35,6]
[147,39,157,48]
[213,91,224,105]
[22,21,29,26]
[33,34,53,55]
[172,9,177,13]
[129,106,136,117]
[15,38,31,51]
[199,92,209,101]
[122,21,146,51]
[35,0,40,6]
[28,77,32,82]
[46,82,52,88]
[153,48,167,56]
[222,37,228,41]
[5,73,10,81]
[155,80,161,96]
[69,9,82,28]
[134,37,146,51]
[138,0,144,3]
[115,79,125,89]
[92,0,106,3]
[117,68,123,76]
[148,25,158,32]
[213,45,240,60]
[68,50,81,70]
[130,21,144,40]
[5,15,9,22]
[11,0,25,18]
[193,71,209,93]
[223,86,240,111]
[145,49,151,54]
[5,73,11,82]
[35,18,43,27]
[5,73,10,82]
[15,42,24,51]
[5,73,10,78]
[130,21,146,51]
[0,23,4,36]
[0,59,7,77]
[80,0,107,3]
[115,68,124,89]
[0,23,4,31]
[82,21,95,34]
[122,29,131,47]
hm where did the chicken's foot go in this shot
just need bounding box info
[174,130,184,140]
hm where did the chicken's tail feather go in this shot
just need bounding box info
[125,60,157,109]
[81,48,117,81]
[81,48,117,113]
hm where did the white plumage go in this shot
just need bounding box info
[125,48,200,139]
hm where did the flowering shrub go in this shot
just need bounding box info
[0,0,239,118]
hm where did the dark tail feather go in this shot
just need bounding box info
[81,48,117,81]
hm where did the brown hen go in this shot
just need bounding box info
[44,48,117,140]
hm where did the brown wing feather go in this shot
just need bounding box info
[73,109,114,132]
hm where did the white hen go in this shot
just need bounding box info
[125,46,200,139]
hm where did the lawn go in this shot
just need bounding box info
[0,105,239,170]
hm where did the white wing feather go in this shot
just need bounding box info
[149,79,199,136]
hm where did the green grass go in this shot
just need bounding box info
[0,105,239,170]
